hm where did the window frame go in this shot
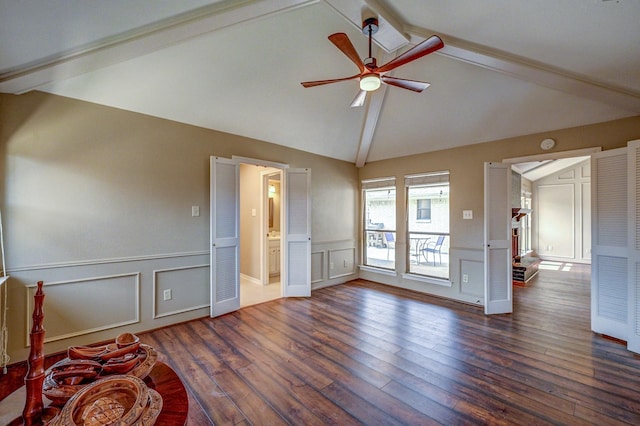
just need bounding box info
[405,172,450,279]
[361,177,396,271]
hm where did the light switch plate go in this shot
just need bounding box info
[463,210,473,220]
[191,206,200,217]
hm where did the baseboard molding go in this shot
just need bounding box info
[240,273,262,286]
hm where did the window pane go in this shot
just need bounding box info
[407,184,449,279]
[416,199,431,221]
[363,187,396,270]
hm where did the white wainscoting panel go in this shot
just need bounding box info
[311,251,325,283]
[26,273,140,345]
[460,259,484,298]
[451,248,484,304]
[329,248,356,279]
[153,264,209,319]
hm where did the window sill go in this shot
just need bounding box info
[359,265,398,277]
[402,273,451,287]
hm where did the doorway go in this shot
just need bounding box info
[493,143,640,354]
[264,171,282,282]
[210,156,312,318]
[239,164,282,307]
[496,148,599,315]
[483,148,600,315]
[511,155,592,266]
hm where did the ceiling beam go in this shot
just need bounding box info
[355,84,388,167]
[354,50,394,167]
[406,26,640,113]
[0,0,318,94]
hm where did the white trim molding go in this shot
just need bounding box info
[26,272,140,345]
[153,264,209,319]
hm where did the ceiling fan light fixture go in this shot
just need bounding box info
[360,74,380,91]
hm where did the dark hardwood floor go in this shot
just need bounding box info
[3,262,639,424]
[141,262,640,425]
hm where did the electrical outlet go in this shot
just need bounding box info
[462,274,469,283]
[163,289,172,301]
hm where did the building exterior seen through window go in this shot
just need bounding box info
[406,172,450,279]
[361,173,450,279]
[362,180,396,270]
[416,199,432,221]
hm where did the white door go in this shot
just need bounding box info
[591,148,628,340]
[283,168,311,297]
[210,157,240,317]
[627,140,640,353]
[484,162,512,314]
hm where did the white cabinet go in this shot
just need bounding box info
[269,239,280,275]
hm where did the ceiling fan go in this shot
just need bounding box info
[301,17,444,107]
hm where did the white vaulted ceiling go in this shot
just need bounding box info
[1,0,639,165]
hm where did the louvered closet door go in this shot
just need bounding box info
[484,162,512,314]
[283,168,311,297]
[210,157,240,317]
[591,148,628,341]
[627,140,640,353]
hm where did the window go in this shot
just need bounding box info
[416,199,431,221]
[406,172,450,279]
[362,177,396,270]
[519,192,532,256]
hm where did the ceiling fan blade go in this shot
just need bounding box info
[381,76,430,92]
[376,35,444,74]
[328,33,366,73]
[350,90,366,107]
[301,73,360,88]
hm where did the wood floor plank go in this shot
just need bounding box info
[253,302,394,389]
[381,380,476,425]
[183,320,287,425]
[211,314,361,426]
[145,326,250,425]
[318,381,410,426]
[230,310,334,390]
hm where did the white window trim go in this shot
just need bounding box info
[402,273,452,287]
[360,264,398,276]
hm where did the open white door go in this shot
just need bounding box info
[484,162,512,314]
[627,140,640,353]
[283,168,311,297]
[210,157,240,317]
[591,147,628,340]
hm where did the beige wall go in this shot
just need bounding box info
[534,159,591,263]
[1,91,358,362]
[239,164,262,280]
[2,89,638,362]
[358,116,640,303]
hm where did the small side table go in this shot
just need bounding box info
[1,361,188,425]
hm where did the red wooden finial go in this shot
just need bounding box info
[22,281,46,426]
